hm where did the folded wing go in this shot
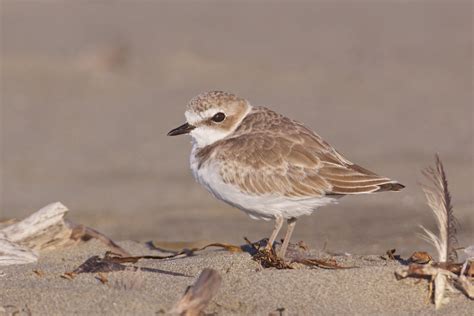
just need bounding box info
[196,108,404,198]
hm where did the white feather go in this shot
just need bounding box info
[190,148,338,220]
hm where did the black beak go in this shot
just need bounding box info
[167,122,196,136]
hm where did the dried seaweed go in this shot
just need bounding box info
[149,241,242,254]
[409,252,433,264]
[62,251,190,279]
[244,237,352,270]
[61,242,242,280]
[298,258,352,269]
[69,224,130,257]
[72,254,129,274]
[253,248,291,269]
[148,241,244,258]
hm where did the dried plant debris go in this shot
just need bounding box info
[252,248,290,269]
[63,251,188,280]
[60,271,77,280]
[409,252,433,264]
[152,238,351,270]
[381,249,402,261]
[396,260,474,279]
[149,241,243,255]
[396,263,474,298]
[96,272,109,284]
[467,262,474,278]
[69,224,130,257]
[70,254,130,274]
[386,248,397,260]
[298,258,353,269]
[170,268,222,316]
[395,155,473,309]
[62,242,239,281]
[33,269,45,277]
[244,237,353,270]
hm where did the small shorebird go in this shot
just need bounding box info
[168,91,404,259]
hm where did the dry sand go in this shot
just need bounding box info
[1,3,473,313]
[1,240,473,315]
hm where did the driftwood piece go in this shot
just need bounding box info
[0,202,129,266]
[2,202,72,250]
[0,237,38,266]
[395,264,474,299]
[170,269,222,316]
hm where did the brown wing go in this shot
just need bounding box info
[196,107,404,197]
[318,162,404,194]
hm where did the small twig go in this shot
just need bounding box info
[297,258,355,270]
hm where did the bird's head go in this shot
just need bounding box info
[167,91,251,147]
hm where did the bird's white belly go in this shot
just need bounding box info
[190,148,338,220]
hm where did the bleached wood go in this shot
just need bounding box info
[0,236,38,266]
[0,202,70,265]
[0,202,130,266]
[2,202,68,242]
[0,202,77,253]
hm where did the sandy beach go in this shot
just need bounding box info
[1,1,473,314]
[1,240,472,315]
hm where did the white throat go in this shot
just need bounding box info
[190,126,231,148]
[186,106,251,148]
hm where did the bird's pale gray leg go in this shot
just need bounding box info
[278,217,297,259]
[265,216,284,251]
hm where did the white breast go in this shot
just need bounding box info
[190,144,338,220]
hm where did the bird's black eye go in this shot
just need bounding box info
[211,112,226,123]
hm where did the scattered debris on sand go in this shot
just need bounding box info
[395,155,473,308]
[0,202,129,266]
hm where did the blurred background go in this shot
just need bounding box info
[1,1,472,255]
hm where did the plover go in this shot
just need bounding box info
[168,91,404,259]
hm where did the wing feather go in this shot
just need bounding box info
[196,107,404,197]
